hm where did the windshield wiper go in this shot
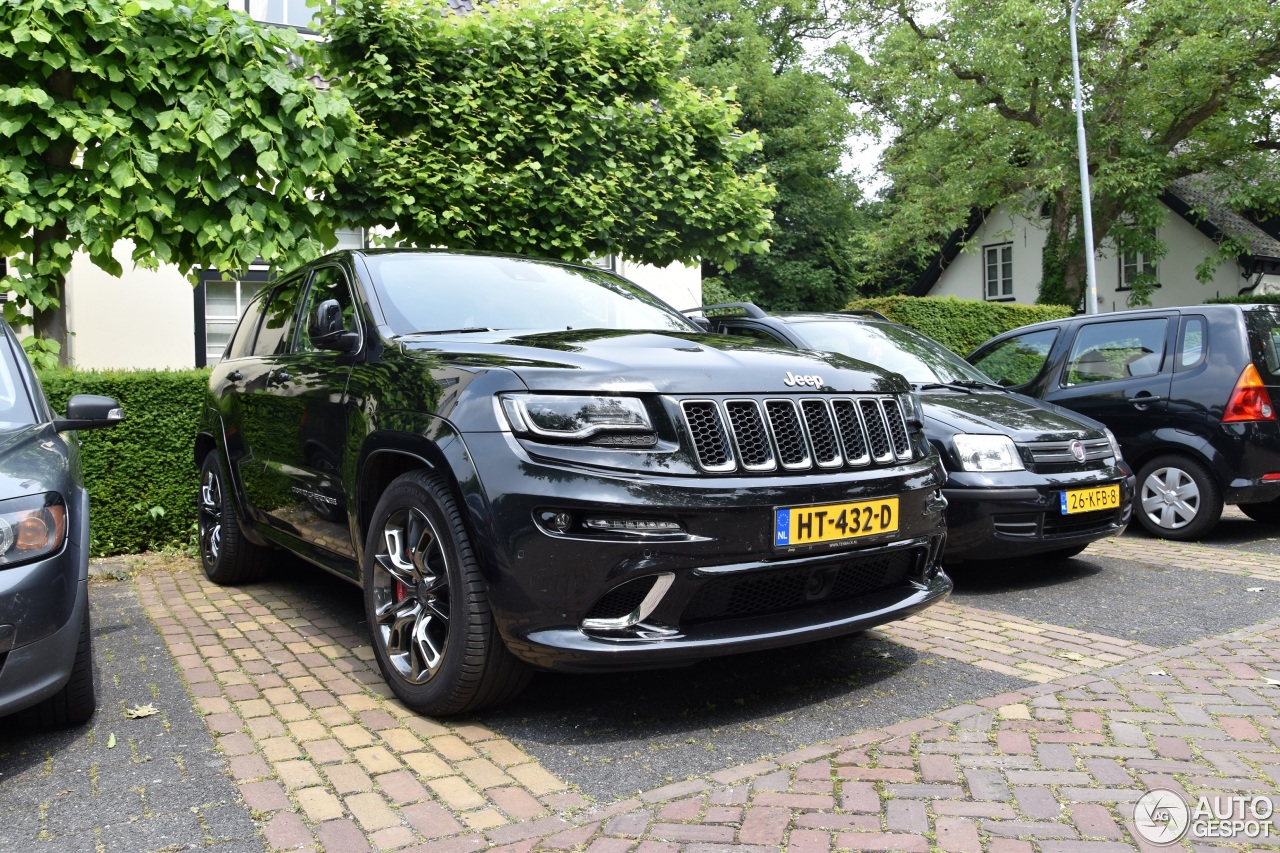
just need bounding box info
[914,382,975,394]
[948,379,1007,391]
[407,327,499,335]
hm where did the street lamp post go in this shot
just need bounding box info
[1070,0,1099,314]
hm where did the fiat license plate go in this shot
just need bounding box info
[774,497,899,548]
[1060,484,1121,514]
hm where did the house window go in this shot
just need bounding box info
[1119,243,1159,291]
[984,244,1014,300]
[196,269,273,367]
[234,0,324,30]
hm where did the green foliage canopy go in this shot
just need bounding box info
[843,0,1280,305]
[666,0,869,311]
[0,0,358,363]
[319,0,774,269]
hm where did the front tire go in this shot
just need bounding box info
[19,603,95,727]
[198,450,271,584]
[1135,454,1222,540]
[1238,499,1280,525]
[363,470,529,716]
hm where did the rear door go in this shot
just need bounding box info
[1039,315,1176,454]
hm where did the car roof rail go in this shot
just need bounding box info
[682,302,768,319]
[836,309,891,321]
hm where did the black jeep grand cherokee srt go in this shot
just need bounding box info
[196,250,950,715]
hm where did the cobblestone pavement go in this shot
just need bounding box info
[7,517,1280,852]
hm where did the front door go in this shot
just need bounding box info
[1040,315,1176,455]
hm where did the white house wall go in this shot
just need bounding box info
[65,243,195,370]
[616,260,702,313]
[930,203,1253,311]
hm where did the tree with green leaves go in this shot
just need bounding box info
[843,0,1280,305]
[0,0,357,365]
[317,0,774,272]
[666,0,870,311]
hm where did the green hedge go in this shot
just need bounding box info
[842,295,1074,355]
[37,368,209,556]
[1206,294,1280,305]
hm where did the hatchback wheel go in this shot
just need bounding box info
[199,451,271,584]
[363,471,529,716]
[18,603,96,727]
[1135,454,1222,540]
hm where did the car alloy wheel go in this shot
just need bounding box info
[371,507,450,685]
[199,463,223,566]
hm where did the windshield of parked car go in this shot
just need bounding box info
[792,320,996,385]
[0,334,36,430]
[363,253,699,336]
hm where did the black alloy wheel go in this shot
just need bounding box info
[198,451,270,584]
[363,471,529,716]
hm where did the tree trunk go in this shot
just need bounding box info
[33,68,76,367]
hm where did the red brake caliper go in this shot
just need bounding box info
[394,580,410,604]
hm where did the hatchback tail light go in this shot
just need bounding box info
[1222,364,1276,422]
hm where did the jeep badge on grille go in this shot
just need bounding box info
[784,372,823,388]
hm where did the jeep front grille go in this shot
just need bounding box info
[679,396,915,474]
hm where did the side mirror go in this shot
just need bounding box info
[54,394,125,432]
[310,299,360,352]
[688,316,712,332]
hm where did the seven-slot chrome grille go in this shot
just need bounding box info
[679,396,915,474]
[1021,438,1113,466]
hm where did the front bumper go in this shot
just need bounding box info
[941,467,1134,562]
[464,433,950,672]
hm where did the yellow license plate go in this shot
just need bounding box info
[1060,484,1121,514]
[774,497,899,548]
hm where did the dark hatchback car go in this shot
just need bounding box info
[0,320,123,725]
[969,304,1280,540]
[692,304,1134,563]
[196,250,951,715]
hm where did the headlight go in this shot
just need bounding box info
[899,391,922,425]
[1104,428,1124,461]
[501,394,656,445]
[0,494,67,568]
[952,434,1024,472]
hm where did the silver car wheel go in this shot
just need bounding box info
[1140,465,1201,530]
[372,507,450,685]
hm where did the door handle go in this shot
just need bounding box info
[228,370,243,382]
[1126,394,1165,406]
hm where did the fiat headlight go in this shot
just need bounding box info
[501,394,656,445]
[952,434,1024,472]
[0,494,67,568]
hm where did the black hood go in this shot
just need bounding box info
[399,329,909,395]
[922,390,1106,442]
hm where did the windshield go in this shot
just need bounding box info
[0,332,36,430]
[363,253,698,336]
[792,320,995,385]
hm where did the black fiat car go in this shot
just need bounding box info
[690,304,1134,564]
[0,319,123,725]
[196,251,951,715]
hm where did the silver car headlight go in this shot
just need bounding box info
[0,494,67,568]
[501,394,655,444]
[1104,428,1124,462]
[952,434,1024,472]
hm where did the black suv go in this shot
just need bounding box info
[196,251,950,715]
[691,304,1133,563]
[969,304,1280,539]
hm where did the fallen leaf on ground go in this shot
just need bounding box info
[124,703,159,719]
[1147,670,1168,677]
[1246,587,1265,592]
[106,733,116,749]
[1057,652,1085,661]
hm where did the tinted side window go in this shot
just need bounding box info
[253,280,305,357]
[226,293,268,361]
[721,324,785,344]
[1177,316,1206,370]
[297,266,360,354]
[1065,318,1168,385]
[1247,308,1280,382]
[970,329,1058,387]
